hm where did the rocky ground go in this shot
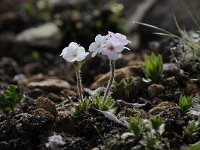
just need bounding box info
[0,0,200,150]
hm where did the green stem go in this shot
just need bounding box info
[103,60,115,101]
[75,66,83,102]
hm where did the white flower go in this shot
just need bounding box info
[45,135,65,149]
[89,34,106,57]
[108,31,131,46]
[102,36,124,60]
[60,42,89,62]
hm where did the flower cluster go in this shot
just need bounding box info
[89,31,130,60]
[60,31,130,104]
[60,31,130,62]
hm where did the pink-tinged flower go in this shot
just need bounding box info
[88,32,130,60]
[108,31,131,47]
[89,34,106,57]
[60,42,89,62]
[102,37,124,60]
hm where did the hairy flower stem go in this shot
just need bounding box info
[103,60,115,101]
[75,66,83,102]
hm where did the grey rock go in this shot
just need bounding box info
[55,111,74,132]
[36,96,57,117]
[163,63,179,76]
[28,78,70,91]
[15,23,62,48]
[24,62,44,75]
[148,84,165,98]
[149,101,176,115]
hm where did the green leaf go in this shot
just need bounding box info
[189,144,200,150]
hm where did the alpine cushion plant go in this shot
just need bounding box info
[89,31,130,101]
[60,42,89,102]
[183,120,199,143]
[150,115,163,130]
[178,95,193,115]
[0,85,22,113]
[142,52,163,83]
[128,116,143,140]
[142,131,162,150]
[73,99,91,116]
[91,95,116,113]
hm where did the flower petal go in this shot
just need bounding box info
[89,42,96,52]
[60,47,68,56]
[69,42,79,48]
[91,50,98,57]
[95,34,102,42]
[107,51,119,60]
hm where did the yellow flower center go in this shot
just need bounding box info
[72,53,77,57]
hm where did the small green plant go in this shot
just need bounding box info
[142,53,163,83]
[183,120,198,142]
[188,143,200,150]
[0,85,22,113]
[31,50,40,61]
[23,2,35,16]
[142,132,162,150]
[91,95,116,113]
[128,117,143,140]
[128,117,164,148]
[178,95,193,114]
[150,115,163,130]
[73,100,91,115]
[24,0,51,22]
[123,76,133,98]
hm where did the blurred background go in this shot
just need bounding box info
[0,0,199,85]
